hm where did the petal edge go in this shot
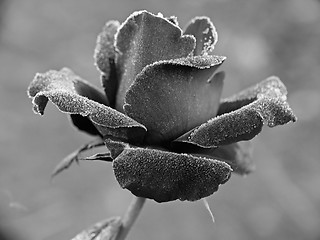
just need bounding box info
[113,146,231,202]
[175,77,296,148]
[28,68,146,143]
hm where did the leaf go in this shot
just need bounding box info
[82,152,113,162]
[114,10,196,110]
[124,55,225,144]
[113,146,231,203]
[184,16,218,56]
[71,217,122,240]
[28,68,147,143]
[174,77,297,148]
[52,138,105,177]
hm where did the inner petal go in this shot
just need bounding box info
[184,16,218,56]
[114,10,196,111]
[124,55,225,144]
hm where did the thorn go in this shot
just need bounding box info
[203,198,215,223]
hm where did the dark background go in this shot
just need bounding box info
[1,0,320,239]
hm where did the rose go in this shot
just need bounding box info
[28,10,296,203]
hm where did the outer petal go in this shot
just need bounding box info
[114,10,196,110]
[209,141,254,175]
[111,142,231,203]
[176,141,255,175]
[70,114,101,136]
[124,55,225,144]
[175,77,297,148]
[28,68,146,143]
[94,20,120,107]
[184,16,218,56]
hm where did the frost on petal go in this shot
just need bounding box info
[166,15,179,25]
[94,20,120,75]
[217,76,288,116]
[94,20,120,107]
[124,55,225,144]
[112,146,231,203]
[184,16,218,56]
[28,68,146,143]
[175,77,297,148]
[114,10,196,110]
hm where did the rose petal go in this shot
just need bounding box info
[30,67,109,137]
[171,139,254,175]
[184,16,218,56]
[208,141,254,175]
[94,20,120,75]
[183,141,254,175]
[104,139,128,159]
[175,77,297,148]
[124,55,225,144]
[70,114,101,136]
[112,146,231,203]
[28,68,146,143]
[94,20,120,107]
[114,10,196,110]
[217,75,288,116]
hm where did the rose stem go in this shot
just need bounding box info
[115,196,146,240]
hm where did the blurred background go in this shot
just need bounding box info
[0,0,320,239]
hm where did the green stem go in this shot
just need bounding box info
[115,196,146,240]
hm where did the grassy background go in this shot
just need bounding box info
[1,0,320,239]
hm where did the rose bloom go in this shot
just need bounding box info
[28,10,296,203]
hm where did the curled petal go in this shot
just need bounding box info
[114,10,196,110]
[175,77,297,148]
[113,145,231,203]
[29,67,109,136]
[94,20,120,75]
[184,16,218,56]
[28,68,146,143]
[70,114,101,136]
[217,75,288,115]
[124,55,225,144]
[94,20,120,107]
